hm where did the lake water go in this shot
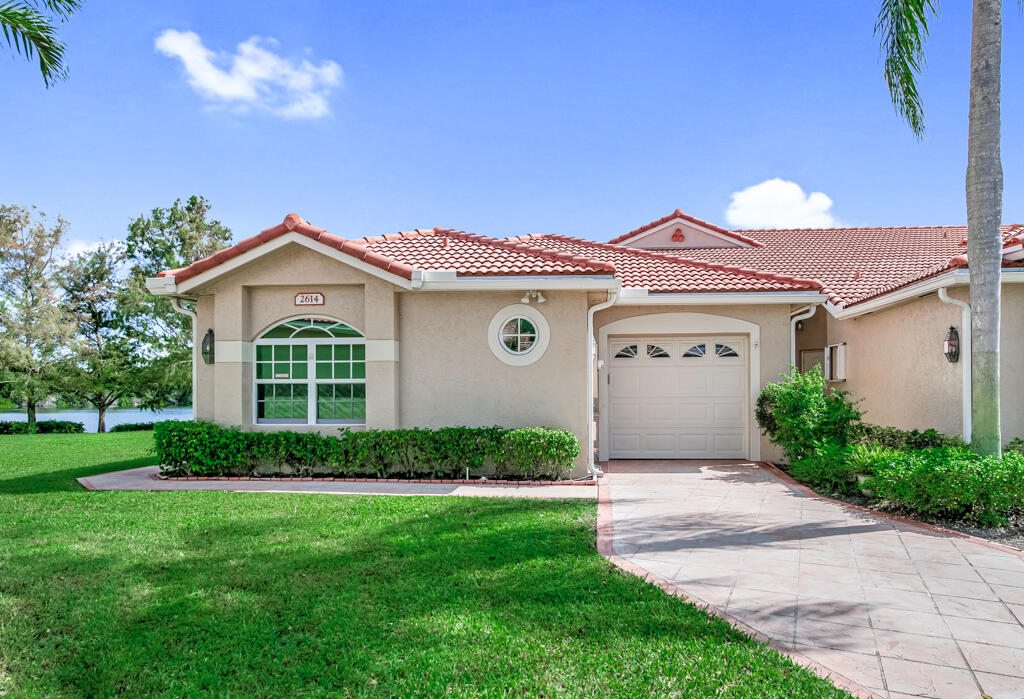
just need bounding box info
[0,407,193,433]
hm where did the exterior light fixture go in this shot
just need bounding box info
[943,326,960,363]
[201,328,215,364]
[795,320,805,332]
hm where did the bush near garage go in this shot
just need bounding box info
[154,420,581,480]
[0,420,85,435]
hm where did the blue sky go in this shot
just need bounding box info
[2,0,1022,250]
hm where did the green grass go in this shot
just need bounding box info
[0,433,848,697]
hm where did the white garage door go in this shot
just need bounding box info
[607,336,748,459]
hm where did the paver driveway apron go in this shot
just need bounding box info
[602,460,1024,699]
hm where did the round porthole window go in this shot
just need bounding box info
[500,316,537,354]
[488,304,550,366]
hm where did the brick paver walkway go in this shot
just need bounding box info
[602,460,1024,699]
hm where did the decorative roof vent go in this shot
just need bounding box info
[671,227,686,242]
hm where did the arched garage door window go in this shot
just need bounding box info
[254,317,365,425]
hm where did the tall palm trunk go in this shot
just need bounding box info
[966,0,1003,455]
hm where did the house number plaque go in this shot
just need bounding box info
[294,292,325,306]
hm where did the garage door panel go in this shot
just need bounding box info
[608,334,748,459]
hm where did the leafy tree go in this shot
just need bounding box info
[0,204,75,423]
[0,0,80,85]
[122,196,232,399]
[54,243,170,432]
[875,0,1014,454]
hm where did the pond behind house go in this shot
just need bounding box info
[0,407,193,433]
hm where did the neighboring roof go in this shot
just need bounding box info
[157,214,616,285]
[607,209,763,248]
[510,234,822,294]
[650,224,1024,308]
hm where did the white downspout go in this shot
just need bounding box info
[790,305,818,369]
[938,287,972,443]
[170,298,198,417]
[586,286,620,478]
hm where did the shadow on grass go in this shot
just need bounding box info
[0,455,158,495]
[0,496,848,697]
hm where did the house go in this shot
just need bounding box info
[146,210,1024,476]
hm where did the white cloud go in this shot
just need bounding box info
[59,238,105,262]
[155,29,342,119]
[725,178,838,229]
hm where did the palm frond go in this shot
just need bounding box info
[875,0,939,139]
[0,0,76,85]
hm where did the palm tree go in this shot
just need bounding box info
[876,0,1011,454]
[1,0,81,86]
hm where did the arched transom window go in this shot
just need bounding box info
[254,317,365,425]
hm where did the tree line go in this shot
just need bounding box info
[0,196,231,431]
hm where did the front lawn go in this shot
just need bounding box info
[0,433,846,697]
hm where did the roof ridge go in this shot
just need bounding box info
[434,228,617,273]
[541,233,824,291]
[608,209,763,247]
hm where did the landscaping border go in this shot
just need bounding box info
[158,473,595,486]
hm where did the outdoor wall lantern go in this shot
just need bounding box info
[201,329,215,364]
[795,320,805,332]
[943,326,960,363]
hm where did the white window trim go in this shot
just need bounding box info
[824,342,847,382]
[253,320,366,426]
[487,304,550,366]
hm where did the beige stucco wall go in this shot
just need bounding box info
[185,243,592,474]
[826,284,1024,442]
[593,303,794,462]
[398,290,591,474]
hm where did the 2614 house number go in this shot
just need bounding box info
[294,292,324,306]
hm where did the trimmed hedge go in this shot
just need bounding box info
[855,423,963,450]
[109,422,158,432]
[864,447,1024,526]
[0,420,85,435]
[154,421,581,480]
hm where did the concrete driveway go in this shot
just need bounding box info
[600,460,1024,699]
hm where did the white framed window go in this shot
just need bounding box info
[824,342,846,382]
[487,304,550,366]
[254,317,366,425]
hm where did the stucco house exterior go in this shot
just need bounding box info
[146,210,1024,477]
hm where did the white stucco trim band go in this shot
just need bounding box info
[596,312,762,463]
[214,340,254,363]
[616,288,828,305]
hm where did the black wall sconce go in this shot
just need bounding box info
[201,328,215,364]
[943,326,960,363]
[795,320,805,332]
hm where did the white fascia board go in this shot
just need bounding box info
[828,270,970,319]
[615,216,756,248]
[614,287,828,305]
[146,276,178,295]
[175,232,415,293]
[417,276,619,291]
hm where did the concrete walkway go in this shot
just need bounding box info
[602,460,1024,699]
[79,466,595,499]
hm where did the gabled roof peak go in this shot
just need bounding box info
[608,209,763,247]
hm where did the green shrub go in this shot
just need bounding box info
[110,422,158,432]
[494,427,580,480]
[789,439,855,493]
[856,423,963,449]
[0,420,84,435]
[154,421,581,480]
[755,366,862,460]
[0,421,36,435]
[1005,437,1024,455]
[864,448,1024,525]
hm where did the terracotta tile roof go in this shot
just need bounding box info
[607,209,763,247]
[359,228,616,276]
[158,214,616,285]
[647,224,1024,307]
[512,234,822,294]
